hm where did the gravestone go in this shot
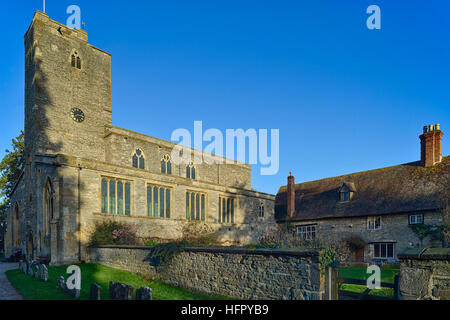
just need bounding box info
[121,284,133,300]
[33,264,40,278]
[58,276,66,290]
[27,260,34,276]
[109,281,119,300]
[109,282,133,300]
[90,283,102,300]
[40,265,49,282]
[19,260,23,272]
[136,286,152,300]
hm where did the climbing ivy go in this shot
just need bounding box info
[147,241,189,267]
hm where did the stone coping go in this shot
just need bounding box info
[397,248,450,261]
[89,245,320,258]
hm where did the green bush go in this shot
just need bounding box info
[89,221,138,246]
[339,262,369,269]
[146,241,189,266]
[382,263,400,270]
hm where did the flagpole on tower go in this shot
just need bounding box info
[43,0,46,13]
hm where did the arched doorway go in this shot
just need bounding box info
[42,179,53,258]
[13,203,19,247]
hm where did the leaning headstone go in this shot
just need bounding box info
[58,276,66,290]
[33,264,40,278]
[40,265,48,282]
[117,283,133,300]
[109,281,116,300]
[69,287,81,299]
[136,286,152,300]
[27,261,34,276]
[90,283,102,300]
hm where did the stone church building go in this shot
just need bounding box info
[4,11,275,265]
[276,125,449,264]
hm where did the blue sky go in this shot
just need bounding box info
[0,1,449,195]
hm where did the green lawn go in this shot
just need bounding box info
[6,263,230,300]
[338,267,399,299]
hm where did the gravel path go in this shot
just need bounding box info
[0,263,23,300]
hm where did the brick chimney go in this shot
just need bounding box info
[420,124,444,167]
[287,172,295,218]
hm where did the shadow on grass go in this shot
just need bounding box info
[6,263,230,300]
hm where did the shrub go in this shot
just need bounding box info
[339,262,370,269]
[89,221,138,246]
[382,263,400,270]
[146,241,189,266]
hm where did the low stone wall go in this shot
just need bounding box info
[398,248,450,300]
[88,246,324,300]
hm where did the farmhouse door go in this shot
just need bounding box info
[354,247,364,262]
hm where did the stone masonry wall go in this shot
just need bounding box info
[88,246,324,300]
[398,248,450,300]
[292,211,442,263]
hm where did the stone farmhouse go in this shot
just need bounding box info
[276,125,449,264]
[4,11,275,265]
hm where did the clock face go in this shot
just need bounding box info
[70,108,85,123]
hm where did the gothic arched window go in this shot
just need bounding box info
[71,51,81,69]
[43,180,53,237]
[13,203,19,247]
[132,149,145,169]
[161,154,172,174]
[186,162,196,179]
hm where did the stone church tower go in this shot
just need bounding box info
[24,11,112,161]
[4,11,275,265]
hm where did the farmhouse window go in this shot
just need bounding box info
[373,243,394,259]
[297,225,316,241]
[367,216,381,230]
[409,214,424,225]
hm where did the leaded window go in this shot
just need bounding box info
[161,154,172,174]
[297,225,316,241]
[186,191,206,221]
[186,162,196,179]
[218,196,235,224]
[132,149,145,169]
[101,178,132,215]
[147,185,171,219]
[368,216,382,230]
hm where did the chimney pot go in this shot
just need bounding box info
[287,173,295,219]
[420,124,444,167]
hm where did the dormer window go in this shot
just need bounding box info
[339,182,356,202]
